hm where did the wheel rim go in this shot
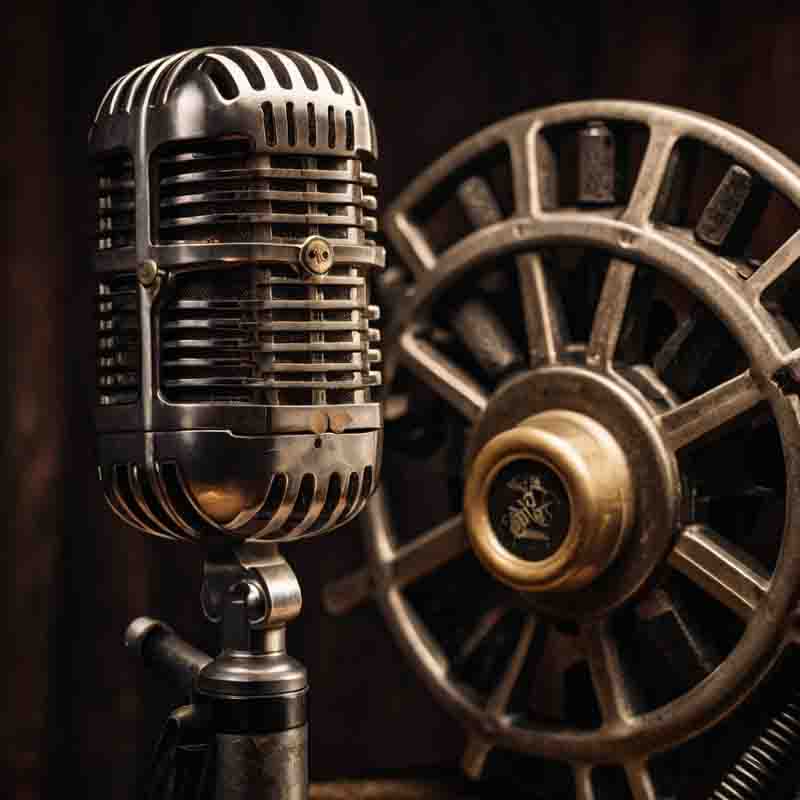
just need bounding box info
[327,101,800,798]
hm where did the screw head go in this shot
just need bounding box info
[137,259,158,286]
[300,236,334,275]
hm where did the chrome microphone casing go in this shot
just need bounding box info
[90,47,384,543]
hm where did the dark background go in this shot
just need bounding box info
[5,2,800,798]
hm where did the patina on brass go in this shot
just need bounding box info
[464,410,634,592]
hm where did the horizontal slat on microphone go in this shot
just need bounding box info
[162,359,370,372]
[160,187,375,208]
[169,298,366,311]
[259,274,365,287]
[162,375,380,389]
[159,209,363,229]
[162,338,373,352]
[155,141,378,248]
[163,318,373,332]
[159,165,364,186]
[160,262,380,406]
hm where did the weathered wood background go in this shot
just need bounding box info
[5,2,800,798]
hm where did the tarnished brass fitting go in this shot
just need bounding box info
[300,235,334,275]
[464,410,634,593]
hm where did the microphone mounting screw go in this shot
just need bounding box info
[137,259,158,286]
[300,236,334,276]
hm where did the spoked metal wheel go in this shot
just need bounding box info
[325,102,800,799]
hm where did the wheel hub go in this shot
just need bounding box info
[465,408,634,593]
[465,365,680,617]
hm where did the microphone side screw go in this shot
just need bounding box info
[137,259,158,286]
[300,236,334,275]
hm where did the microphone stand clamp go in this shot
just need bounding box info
[127,542,308,800]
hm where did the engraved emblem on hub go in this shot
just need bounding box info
[488,460,570,562]
[502,475,554,543]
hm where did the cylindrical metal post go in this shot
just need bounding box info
[214,726,308,800]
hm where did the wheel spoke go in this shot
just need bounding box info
[652,314,696,376]
[461,735,491,780]
[399,330,489,421]
[617,273,658,365]
[486,614,538,713]
[322,567,372,616]
[508,123,556,216]
[747,228,800,298]
[658,370,762,450]
[383,210,436,281]
[668,525,770,621]
[583,622,635,723]
[635,586,720,684]
[574,765,596,800]
[462,614,537,779]
[654,308,735,399]
[624,122,678,224]
[652,140,697,226]
[323,514,468,615]
[516,252,566,365]
[530,626,584,721]
[392,515,470,589]
[457,605,508,664]
[625,762,658,800]
[587,258,637,367]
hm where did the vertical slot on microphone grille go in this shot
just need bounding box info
[345,110,354,151]
[327,106,336,149]
[153,138,377,246]
[307,103,317,147]
[307,472,342,533]
[160,263,380,406]
[286,101,296,147]
[97,275,140,405]
[95,150,135,251]
[263,102,277,146]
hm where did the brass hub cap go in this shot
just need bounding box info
[465,409,634,592]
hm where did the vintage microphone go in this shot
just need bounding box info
[90,47,383,799]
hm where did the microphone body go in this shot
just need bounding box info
[90,47,384,544]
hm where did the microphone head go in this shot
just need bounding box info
[90,47,384,544]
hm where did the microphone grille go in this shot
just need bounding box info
[102,459,376,543]
[91,48,383,411]
[161,263,380,406]
[92,47,376,157]
[92,47,383,544]
[95,151,135,253]
[96,275,140,406]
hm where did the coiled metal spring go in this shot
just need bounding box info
[711,695,800,799]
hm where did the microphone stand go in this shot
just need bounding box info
[127,542,308,800]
